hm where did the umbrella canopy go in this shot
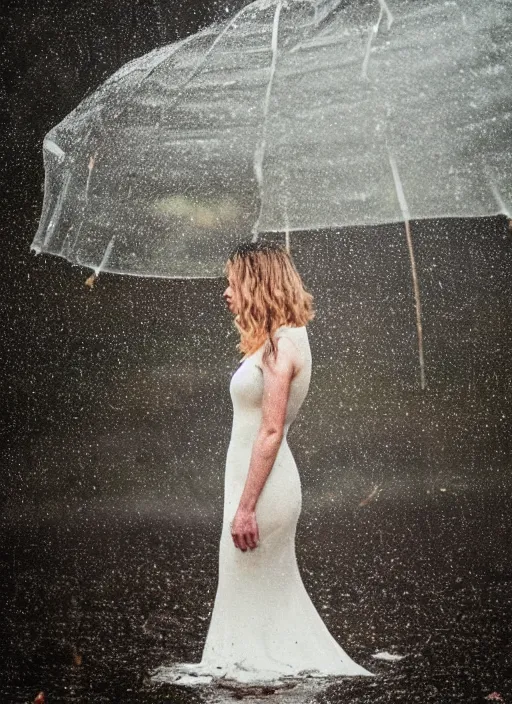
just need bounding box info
[31,0,511,278]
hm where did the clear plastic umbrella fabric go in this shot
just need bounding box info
[31,0,512,278]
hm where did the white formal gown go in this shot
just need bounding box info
[150,325,375,686]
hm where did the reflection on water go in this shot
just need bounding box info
[152,673,361,703]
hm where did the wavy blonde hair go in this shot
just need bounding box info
[224,241,315,363]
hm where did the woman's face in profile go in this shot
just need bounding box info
[223,273,237,314]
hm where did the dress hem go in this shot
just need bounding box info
[149,660,376,687]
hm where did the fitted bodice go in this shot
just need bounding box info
[229,326,312,444]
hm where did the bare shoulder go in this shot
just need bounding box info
[260,333,303,379]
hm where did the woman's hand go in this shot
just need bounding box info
[230,507,260,551]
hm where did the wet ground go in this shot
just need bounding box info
[2,483,511,704]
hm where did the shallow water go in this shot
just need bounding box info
[2,487,511,703]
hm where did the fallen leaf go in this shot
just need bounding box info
[71,643,83,666]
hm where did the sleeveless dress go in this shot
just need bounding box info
[150,325,375,686]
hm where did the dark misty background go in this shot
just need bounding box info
[1,2,512,703]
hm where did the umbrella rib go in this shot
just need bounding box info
[313,0,350,28]
[82,234,116,287]
[388,152,426,391]
[59,126,95,259]
[362,5,384,80]
[162,4,256,115]
[488,181,511,218]
[481,156,511,218]
[251,0,283,241]
[283,194,290,253]
[404,218,426,391]
[377,0,394,30]
[42,168,73,248]
[95,235,116,277]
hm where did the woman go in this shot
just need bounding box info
[151,241,375,686]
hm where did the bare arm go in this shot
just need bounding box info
[237,430,283,513]
[231,335,299,551]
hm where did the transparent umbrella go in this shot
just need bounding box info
[31,0,512,387]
